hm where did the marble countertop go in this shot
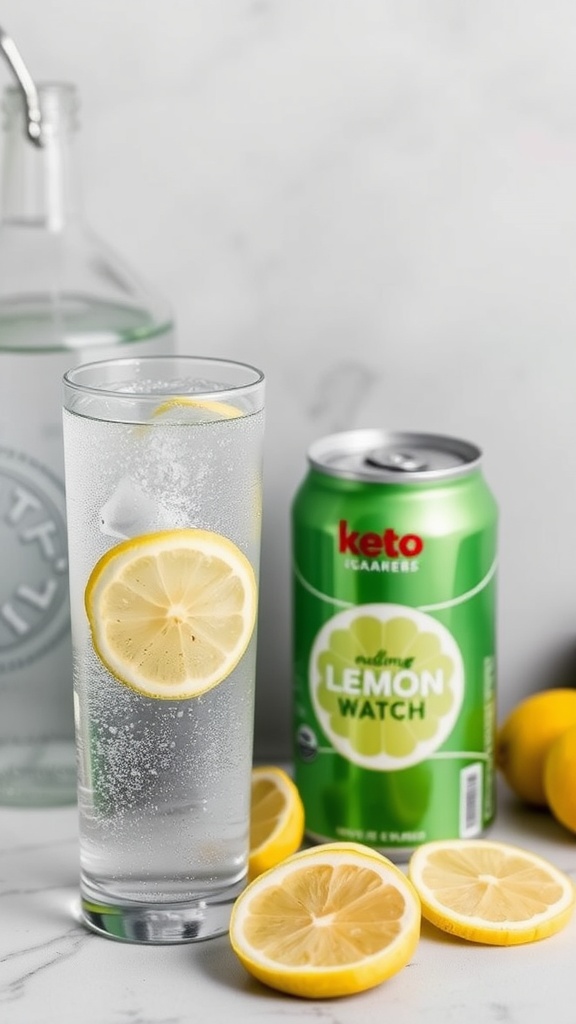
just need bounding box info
[1,785,575,1024]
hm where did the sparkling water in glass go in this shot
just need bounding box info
[62,356,265,942]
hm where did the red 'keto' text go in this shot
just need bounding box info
[338,519,423,559]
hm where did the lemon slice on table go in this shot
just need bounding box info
[85,529,257,699]
[151,397,242,422]
[249,767,305,879]
[229,842,421,999]
[408,838,575,945]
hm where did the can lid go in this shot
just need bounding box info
[307,430,482,482]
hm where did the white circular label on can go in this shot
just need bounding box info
[310,603,465,770]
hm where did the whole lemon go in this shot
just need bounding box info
[496,688,576,806]
[544,724,576,833]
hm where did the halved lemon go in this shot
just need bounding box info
[151,397,242,422]
[249,767,305,879]
[229,842,421,999]
[408,838,575,945]
[85,529,257,699]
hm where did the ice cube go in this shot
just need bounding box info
[99,477,172,539]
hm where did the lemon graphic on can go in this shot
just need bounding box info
[311,604,465,771]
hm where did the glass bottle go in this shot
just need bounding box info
[0,81,175,805]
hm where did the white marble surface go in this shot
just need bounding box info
[2,1,576,763]
[1,785,575,1024]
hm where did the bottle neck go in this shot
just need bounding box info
[1,84,82,230]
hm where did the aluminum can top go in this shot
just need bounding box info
[307,429,482,484]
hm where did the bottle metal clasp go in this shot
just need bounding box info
[0,25,43,146]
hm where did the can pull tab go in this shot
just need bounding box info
[365,448,428,473]
[0,26,43,146]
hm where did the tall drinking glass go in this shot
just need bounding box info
[62,356,265,942]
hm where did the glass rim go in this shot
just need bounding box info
[4,81,76,98]
[3,81,80,123]
[63,354,265,404]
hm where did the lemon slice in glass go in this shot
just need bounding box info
[85,529,257,699]
[408,838,575,945]
[151,397,242,422]
[230,841,421,999]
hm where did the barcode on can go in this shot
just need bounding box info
[459,763,483,838]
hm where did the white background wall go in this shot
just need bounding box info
[3,0,576,758]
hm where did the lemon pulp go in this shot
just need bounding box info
[85,528,257,699]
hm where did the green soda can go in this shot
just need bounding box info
[292,430,498,860]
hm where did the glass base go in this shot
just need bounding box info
[0,740,76,806]
[80,877,246,943]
